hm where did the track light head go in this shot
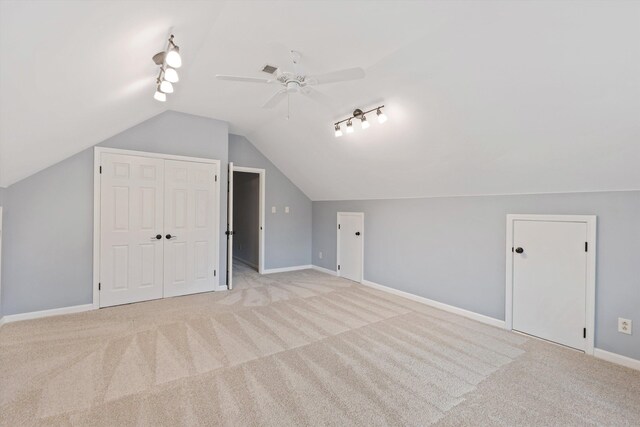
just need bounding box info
[154,83,166,102]
[164,67,179,83]
[377,108,387,124]
[160,80,174,94]
[346,119,354,133]
[166,46,181,68]
[334,124,343,137]
[360,115,370,129]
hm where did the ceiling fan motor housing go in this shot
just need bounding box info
[286,80,301,93]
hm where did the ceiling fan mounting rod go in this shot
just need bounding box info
[334,105,385,126]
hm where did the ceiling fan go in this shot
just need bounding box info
[216,50,365,110]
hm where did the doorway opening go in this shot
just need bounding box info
[227,164,265,289]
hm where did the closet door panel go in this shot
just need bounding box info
[99,153,164,307]
[164,160,218,297]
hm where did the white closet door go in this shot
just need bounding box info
[512,220,587,350]
[337,212,364,283]
[99,153,164,307]
[164,160,218,297]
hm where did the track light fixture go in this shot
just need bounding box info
[333,105,386,137]
[152,35,182,102]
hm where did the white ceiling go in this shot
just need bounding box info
[1,1,639,200]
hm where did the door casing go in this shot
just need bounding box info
[337,212,364,283]
[505,214,596,355]
[93,147,222,308]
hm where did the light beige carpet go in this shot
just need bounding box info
[1,262,639,426]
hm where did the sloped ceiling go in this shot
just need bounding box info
[1,1,639,200]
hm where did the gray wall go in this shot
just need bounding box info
[312,191,640,361]
[2,111,229,315]
[233,171,259,267]
[229,134,312,269]
[0,187,5,318]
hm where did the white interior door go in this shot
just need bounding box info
[512,219,588,350]
[99,153,164,307]
[163,160,218,297]
[227,162,233,289]
[337,212,364,283]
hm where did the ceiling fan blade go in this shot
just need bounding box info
[216,75,275,84]
[263,89,287,109]
[301,87,333,109]
[307,67,365,85]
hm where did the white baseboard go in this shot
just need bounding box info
[262,265,313,274]
[233,256,258,269]
[0,303,95,325]
[311,265,338,276]
[594,348,640,371]
[361,279,506,329]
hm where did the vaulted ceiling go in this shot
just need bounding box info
[1,0,639,199]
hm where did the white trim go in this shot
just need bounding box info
[94,147,221,165]
[1,304,95,324]
[361,279,505,329]
[311,265,338,276]
[594,348,640,371]
[336,212,365,283]
[93,147,222,308]
[505,214,597,355]
[262,265,312,274]
[232,166,266,275]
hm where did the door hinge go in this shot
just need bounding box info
[338,265,340,271]
[511,246,514,253]
[585,242,588,252]
[98,282,101,291]
[583,328,586,338]
[99,166,102,174]
[215,175,217,182]
[338,224,341,230]
[214,270,216,277]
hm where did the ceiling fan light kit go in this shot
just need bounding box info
[334,105,386,137]
[152,34,182,102]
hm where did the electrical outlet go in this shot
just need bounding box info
[285,206,290,213]
[319,251,323,259]
[618,318,632,335]
[271,206,276,213]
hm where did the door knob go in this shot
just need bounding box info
[515,247,524,254]
[355,232,361,236]
[166,234,177,240]
[151,234,162,240]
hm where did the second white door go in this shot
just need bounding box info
[337,212,364,283]
[512,218,588,351]
[164,160,218,297]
